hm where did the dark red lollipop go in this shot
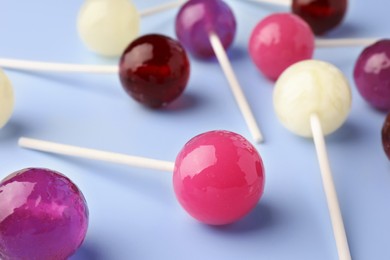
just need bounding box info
[383,114,390,160]
[292,0,348,35]
[119,34,190,108]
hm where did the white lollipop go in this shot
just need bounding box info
[274,60,351,137]
[0,69,14,128]
[77,0,186,57]
[274,60,352,260]
[78,0,140,57]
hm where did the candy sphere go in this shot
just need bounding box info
[78,0,140,57]
[274,60,351,137]
[173,130,265,225]
[383,113,390,160]
[0,69,13,128]
[249,13,314,81]
[292,0,348,35]
[119,34,190,108]
[175,0,236,58]
[0,168,88,260]
[353,39,390,112]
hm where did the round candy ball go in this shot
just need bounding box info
[292,0,348,35]
[383,113,390,160]
[119,34,190,108]
[173,130,265,225]
[249,13,314,81]
[78,0,140,57]
[0,168,88,260]
[0,69,13,128]
[353,39,390,112]
[274,60,351,137]
[175,0,236,58]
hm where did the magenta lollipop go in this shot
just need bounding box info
[18,130,265,225]
[354,39,390,112]
[0,168,88,260]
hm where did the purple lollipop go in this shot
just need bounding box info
[0,168,88,260]
[175,0,263,143]
[353,39,390,111]
[175,0,236,58]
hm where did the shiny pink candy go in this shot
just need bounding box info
[173,130,265,225]
[249,13,315,81]
[0,168,88,260]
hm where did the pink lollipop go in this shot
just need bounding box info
[249,13,314,81]
[18,130,265,225]
[249,12,379,81]
[0,168,88,259]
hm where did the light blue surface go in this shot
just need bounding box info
[0,0,389,259]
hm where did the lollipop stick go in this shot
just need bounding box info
[310,114,351,260]
[244,0,291,7]
[18,137,175,172]
[139,0,186,17]
[209,32,263,143]
[315,38,378,48]
[0,58,118,74]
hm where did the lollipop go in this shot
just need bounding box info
[0,69,13,128]
[249,12,378,81]
[243,0,347,35]
[176,0,263,143]
[274,60,351,259]
[0,168,88,259]
[0,34,190,109]
[78,0,186,56]
[18,130,265,225]
[353,39,390,112]
[383,113,390,160]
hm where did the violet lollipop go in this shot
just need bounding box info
[175,0,264,143]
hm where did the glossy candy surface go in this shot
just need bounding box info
[383,113,390,160]
[173,130,265,225]
[274,60,351,137]
[119,34,190,108]
[0,168,88,260]
[175,0,236,58]
[78,0,140,57]
[249,13,314,81]
[292,0,348,35]
[0,69,13,128]
[353,39,390,112]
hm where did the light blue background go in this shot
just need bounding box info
[0,0,389,259]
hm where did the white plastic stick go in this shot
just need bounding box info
[18,137,175,172]
[0,58,118,74]
[209,32,263,143]
[139,0,186,17]
[315,38,378,48]
[310,114,351,260]
[245,0,291,7]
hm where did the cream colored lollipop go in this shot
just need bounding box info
[274,60,351,137]
[78,0,140,57]
[274,60,352,260]
[0,69,13,128]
